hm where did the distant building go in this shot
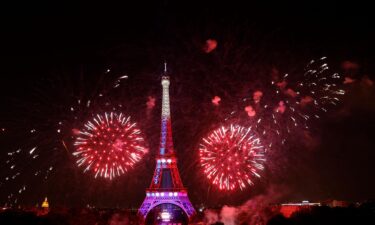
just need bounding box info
[37,197,49,216]
[277,201,321,218]
[41,197,49,209]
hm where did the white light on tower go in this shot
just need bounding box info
[160,211,171,222]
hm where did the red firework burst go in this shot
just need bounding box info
[199,124,265,191]
[73,112,148,179]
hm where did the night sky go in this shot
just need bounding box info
[0,1,374,208]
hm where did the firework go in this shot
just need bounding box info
[233,57,345,150]
[73,112,148,180]
[294,57,345,116]
[199,124,265,191]
[266,57,344,136]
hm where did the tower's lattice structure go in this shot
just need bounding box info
[139,66,195,219]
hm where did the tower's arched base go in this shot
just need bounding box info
[145,203,189,225]
[139,190,195,220]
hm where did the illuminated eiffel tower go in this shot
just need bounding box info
[139,64,195,223]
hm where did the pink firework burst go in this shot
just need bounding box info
[199,124,265,191]
[73,112,148,179]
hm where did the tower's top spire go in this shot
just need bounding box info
[164,61,167,75]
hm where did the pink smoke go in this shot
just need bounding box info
[284,88,297,98]
[146,96,156,109]
[300,96,314,106]
[276,80,287,89]
[271,68,280,82]
[72,128,80,135]
[203,185,289,225]
[108,213,130,225]
[212,96,221,106]
[204,209,219,224]
[361,76,374,86]
[220,206,238,225]
[253,91,263,103]
[203,39,218,53]
[341,61,359,71]
[275,101,286,114]
[303,130,321,150]
[245,105,256,117]
[344,77,356,84]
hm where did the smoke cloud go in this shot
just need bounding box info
[146,96,156,109]
[220,206,238,225]
[203,39,218,53]
[276,80,287,89]
[203,185,289,225]
[275,101,286,114]
[245,105,256,117]
[300,96,313,106]
[341,61,359,71]
[212,96,221,106]
[361,76,374,87]
[108,213,130,225]
[204,209,220,224]
[344,77,356,84]
[253,91,263,104]
[284,88,297,98]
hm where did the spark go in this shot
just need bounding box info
[118,75,128,79]
[29,147,37,155]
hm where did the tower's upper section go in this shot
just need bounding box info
[159,65,175,156]
[161,76,171,118]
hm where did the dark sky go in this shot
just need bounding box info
[0,1,374,208]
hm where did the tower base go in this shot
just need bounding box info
[139,190,195,220]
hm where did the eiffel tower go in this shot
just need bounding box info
[139,64,195,224]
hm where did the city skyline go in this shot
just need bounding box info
[0,1,374,209]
